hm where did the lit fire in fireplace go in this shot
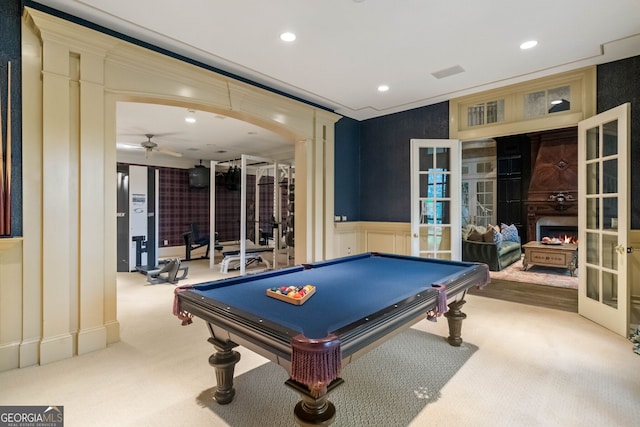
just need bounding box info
[541,234,578,244]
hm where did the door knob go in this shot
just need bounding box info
[413,233,419,238]
[615,245,625,255]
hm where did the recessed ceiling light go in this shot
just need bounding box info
[185,109,196,123]
[280,32,296,42]
[377,85,389,92]
[520,40,538,50]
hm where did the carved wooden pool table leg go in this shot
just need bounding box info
[286,378,344,426]
[208,337,241,404]
[444,299,467,347]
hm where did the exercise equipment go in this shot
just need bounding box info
[146,258,189,284]
[132,235,158,274]
[182,222,217,260]
[219,247,272,273]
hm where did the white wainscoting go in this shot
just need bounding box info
[333,222,411,257]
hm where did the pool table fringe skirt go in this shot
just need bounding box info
[290,334,341,398]
[174,285,196,325]
[427,284,448,321]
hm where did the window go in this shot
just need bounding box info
[450,67,595,141]
[467,99,504,127]
[523,85,571,118]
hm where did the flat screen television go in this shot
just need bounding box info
[188,165,210,188]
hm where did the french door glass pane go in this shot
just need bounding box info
[419,200,450,224]
[602,271,618,309]
[440,201,451,223]
[435,173,451,197]
[586,266,599,301]
[419,148,434,171]
[419,226,450,251]
[419,174,429,198]
[420,173,450,198]
[602,159,618,193]
[603,197,618,230]
[439,226,451,251]
[586,198,599,229]
[586,232,599,265]
[419,200,430,224]
[602,234,618,271]
[436,148,450,169]
[602,120,618,157]
[461,182,470,226]
[586,163,599,195]
[586,127,599,160]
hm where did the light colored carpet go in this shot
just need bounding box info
[1,259,638,427]
[199,329,477,427]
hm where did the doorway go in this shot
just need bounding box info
[462,128,580,289]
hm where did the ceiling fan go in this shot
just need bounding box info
[139,134,182,158]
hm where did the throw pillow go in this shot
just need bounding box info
[501,223,521,243]
[493,230,504,249]
[482,227,503,249]
[467,229,483,241]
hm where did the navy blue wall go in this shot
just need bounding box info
[358,102,449,222]
[0,0,22,236]
[596,56,640,229]
[334,117,361,221]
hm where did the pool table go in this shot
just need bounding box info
[175,252,489,425]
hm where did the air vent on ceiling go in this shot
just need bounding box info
[431,65,465,79]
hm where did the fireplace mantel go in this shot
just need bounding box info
[525,201,578,242]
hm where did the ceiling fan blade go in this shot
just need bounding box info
[157,146,183,157]
[117,142,145,151]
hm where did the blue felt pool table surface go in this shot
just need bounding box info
[183,252,480,339]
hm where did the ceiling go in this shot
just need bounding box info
[32,0,640,166]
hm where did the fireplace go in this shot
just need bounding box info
[536,216,578,242]
[524,127,579,242]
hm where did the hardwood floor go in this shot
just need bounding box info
[468,278,578,313]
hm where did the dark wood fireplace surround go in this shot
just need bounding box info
[524,128,578,242]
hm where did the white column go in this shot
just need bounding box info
[40,39,74,365]
[78,50,108,354]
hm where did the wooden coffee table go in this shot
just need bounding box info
[522,241,578,276]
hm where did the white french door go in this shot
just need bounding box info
[577,103,630,337]
[410,139,461,260]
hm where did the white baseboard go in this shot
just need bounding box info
[0,341,19,371]
[39,333,73,365]
[105,320,121,344]
[19,338,40,368]
[78,326,107,355]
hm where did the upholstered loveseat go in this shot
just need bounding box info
[462,224,522,271]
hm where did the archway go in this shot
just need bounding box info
[14,7,340,369]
